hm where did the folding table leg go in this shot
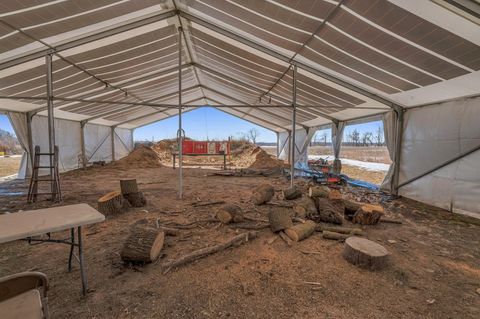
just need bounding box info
[77,226,87,296]
[68,228,75,272]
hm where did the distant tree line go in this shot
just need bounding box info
[311,127,385,147]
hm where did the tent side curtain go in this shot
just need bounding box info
[7,112,31,179]
[398,96,480,217]
[13,116,133,178]
[278,127,319,167]
[380,111,397,192]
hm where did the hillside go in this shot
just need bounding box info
[0,128,22,154]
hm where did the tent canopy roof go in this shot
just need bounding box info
[0,0,479,131]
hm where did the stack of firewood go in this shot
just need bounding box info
[97,179,146,216]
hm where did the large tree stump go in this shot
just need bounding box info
[293,196,317,218]
[124,192,147,207]
[216,204,244,224]
[352,204,384,225]
[283,186,302,200]
[311,197,343,225]
[120,179,139,195]
[121,226,165,264]
[308,186,330,198]
[98,191,129,216]
[343,237,389,271]
[285,220,316,242]
[268,209,293,232]
[251,184,275,205]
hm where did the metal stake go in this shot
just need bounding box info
[177,27,183,199]
[290,65,297,187]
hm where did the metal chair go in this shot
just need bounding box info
[0,272,50,319]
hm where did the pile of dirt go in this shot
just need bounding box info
[231,144,285,169]
[151,139,177,161]
[113,145,162,168]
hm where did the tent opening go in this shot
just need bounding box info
[0,114,23,181]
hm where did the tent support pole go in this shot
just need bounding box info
[392,109,404,194]
[276,132,279,158]
[46,54,56,198]
[80,122,86,169]
[177,26,183,200]
[111,126,116,162]
[26,112,35,178]
[290,65,297,187]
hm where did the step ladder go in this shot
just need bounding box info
[27,145,62,203]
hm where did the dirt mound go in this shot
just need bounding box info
[232,144,284,169]
[151,139,177,161]
[114,145,162,168]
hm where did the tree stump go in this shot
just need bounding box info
[251,184,275,205]
[124,192,147,207]
[293,197,317,218]
[311,197,343,225]
[97,191,129,216]
[285,220,316,242]
[343,237,389,271]
[120,179,139,195]
[283,186,302,200]
[308,186,330,198]
[216,204,244,224]
[121,226,165,264]
[268,209,293,232]
[352,204,384,225]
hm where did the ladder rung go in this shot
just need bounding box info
[36,153,55,156]
[34,179,56,182]
[36,166,55,168]
[32,192,59,195]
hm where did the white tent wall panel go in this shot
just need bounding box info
[398,96,480,216]
[31,116,82,173]
[84,123,113,163]
[114,127,134,160]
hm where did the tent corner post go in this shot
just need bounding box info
[111,126,116,162]
[290,65,297,188]
[392,108,405,195]
[80,122,86,169]
[177,25,183,200]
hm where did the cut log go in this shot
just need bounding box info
[191,200,225,207]
[283,186,302,200]
[352,204,384,225]
[310,197,343,225]
[251,184,275,205]
[268,209,293,232]
[322,230,350,241]
[161,231,257,272]
[316,225,362,235]
[121,226,165,263]
[98,191,129,216]
[381,217,402,224]
[278,231,293,246]
[124,192,147,207]
[328,189,343,200]
[332,158,342,174]
[120,179,139,195]
[293,197,317,218]
[284,220,316,242]
[343,237,389,271]
[308,186,330,198]
[344,200,362,220]
[216,204,244,224]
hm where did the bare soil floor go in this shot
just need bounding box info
[0,164,479,319]
[0,155,21,177]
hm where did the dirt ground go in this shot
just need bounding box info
[0,161,479,318]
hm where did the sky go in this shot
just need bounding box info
[0,110,383,143]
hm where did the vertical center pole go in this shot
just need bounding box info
[290,65,297,187]
[177,26,183,199]
[46,54,55,198]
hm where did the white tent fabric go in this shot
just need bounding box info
[0,1,479,215]
[380,111,397,192]
[332,122,346,160]
[7,112,31,179]
[398,96,480,217]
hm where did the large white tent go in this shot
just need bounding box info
[0,0,479,217]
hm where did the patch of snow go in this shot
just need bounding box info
[308,155,390,172]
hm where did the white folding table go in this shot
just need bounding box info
[0,203,105,295]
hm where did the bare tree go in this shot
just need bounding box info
[361,131,373,146]
[375,126,384,146]
[351,129,360,146]
[246,128,260,144]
